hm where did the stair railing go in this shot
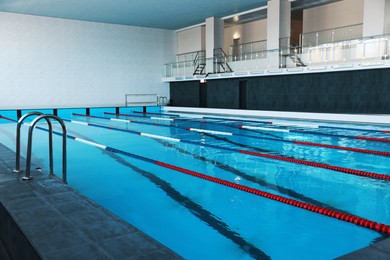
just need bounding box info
[193,50,206,75]
[213,48,233,73]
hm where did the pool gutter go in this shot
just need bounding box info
[163,107,390,125]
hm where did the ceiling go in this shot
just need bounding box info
[0,0,342,30]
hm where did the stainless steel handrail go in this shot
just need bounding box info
[159,96,168,106]
[125,94,158,107]
[23,114,67,183]
[14,112,53,174]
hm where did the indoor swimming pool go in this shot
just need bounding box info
[0,107,390,259]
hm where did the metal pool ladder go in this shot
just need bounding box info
[14,112,67,183]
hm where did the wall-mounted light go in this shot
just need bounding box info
[200,79,206,84]
[233,33,240,40]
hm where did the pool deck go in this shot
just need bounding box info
[0,143,182,259]
[337,238,390,260]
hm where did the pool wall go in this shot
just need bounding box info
[170,67,390,114]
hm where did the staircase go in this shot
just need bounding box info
[193,50,206,75]
[287,53,306,67]
[213,48,233,73]
[192,49,234,76]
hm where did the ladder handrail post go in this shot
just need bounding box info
[48,122,54,178]
[23,114,67,183]
[24,125,35,180]
[14,112,44,173]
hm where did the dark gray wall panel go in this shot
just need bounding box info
[169,68,390,113]
[206,79,240,109]
[170,81,200,107]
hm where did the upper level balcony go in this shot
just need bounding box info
[164,24,390,82]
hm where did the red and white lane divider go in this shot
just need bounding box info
[71,130,390,235]
[104,112,175,121]
[294,141,390,157]
[356,136,390,143]
[240,150,390,181]
[156,161,390,235]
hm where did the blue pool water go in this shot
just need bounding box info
[1,107,390,259]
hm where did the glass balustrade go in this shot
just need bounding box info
[300,24,363,47]
[163,33,390,78]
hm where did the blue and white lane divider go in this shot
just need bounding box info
[75,113,390,147]
[104,112,390,144]
[64,117,390,181]
[105,112,176,121]
[203,115,390,135]
[186,127,233,135]
[64,119,181,143]
[68,117,390,158]
[3,115,390,235]
[132,111,181,117]
[74,113,234,136]
[239,125,290,133]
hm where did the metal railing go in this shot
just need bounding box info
[15,112,67,183]
[125,94,158,106]
[193,50,206,75]
[229,40,267,60]
[158,96,168,106]
[213,48,233,73]
[300,24,363,47]
[164,33,390,78]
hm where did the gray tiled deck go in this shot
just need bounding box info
[337,237,390,260]
[0,143,182,259]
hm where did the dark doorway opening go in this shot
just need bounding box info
[239,80,247,109]
[199,82,207,108]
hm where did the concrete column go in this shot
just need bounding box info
[205,17,224,73]
[385,0,390,34]
[363,0,390,36]
[267,0,291,68]
[267,0,291,50]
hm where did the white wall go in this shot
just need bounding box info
[177,26,205,54]
[0,12,175,109]
[224,19,267,53]
[303,0,364,33]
